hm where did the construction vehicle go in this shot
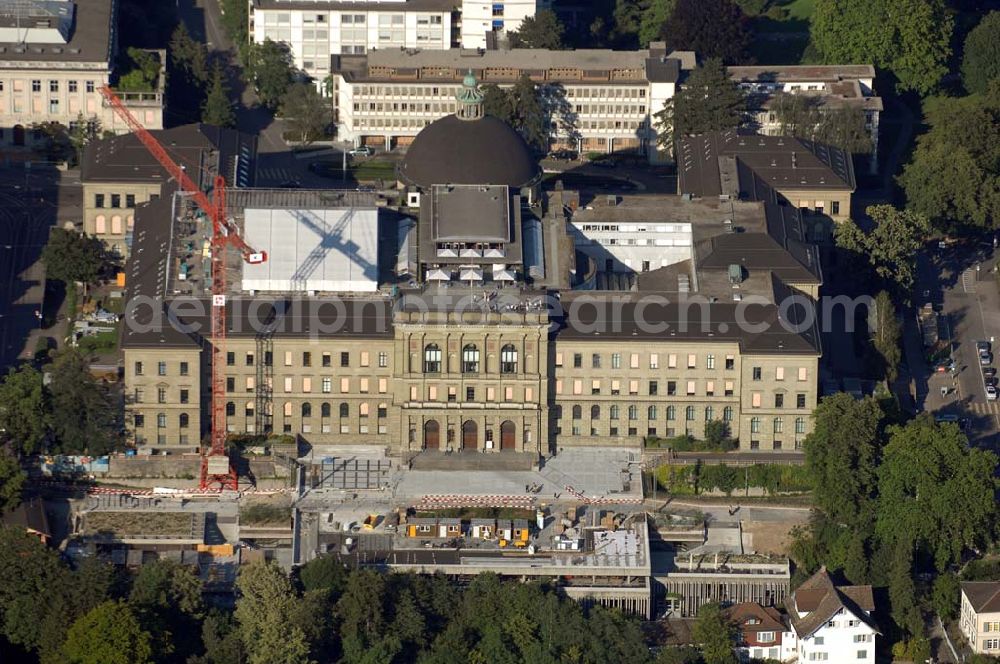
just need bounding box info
[98,86,267,491]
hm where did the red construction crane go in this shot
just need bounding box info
[100,86,266,491]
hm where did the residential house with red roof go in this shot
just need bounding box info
[784,566,878,663]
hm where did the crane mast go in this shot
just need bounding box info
[99,86,266,491]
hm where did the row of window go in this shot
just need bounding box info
[407,384,534,403]
[0,80,96,94]
[226,401,387,419]
[226,375,390,395]
[421,343,519,374]
[351,85,647,99]
[224,350,389,369]
[134,387,190,404]
[94,193,143,209]
[134,412,190,429]
[134,360,188,376]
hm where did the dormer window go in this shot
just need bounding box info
[758,631,775,643]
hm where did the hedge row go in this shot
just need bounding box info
[653,463,812,496]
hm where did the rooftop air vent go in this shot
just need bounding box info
[728,264,744,285]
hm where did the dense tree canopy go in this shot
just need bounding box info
[870,291,902,382]
[41,228,104,286]
[805,394,885,534]
[692,603,737,664]
[811,0,953,95]
[0,451,25,514]
[659,0,751,65]
[48,350,121,456]
[0,365,48,455]
[877,416,999,571]
[898,89,1000,230]
[62,601,153,664]
[655,59,746,148]
[834,205,931,294]
[248,39,295,110]
[962,12,1000,95]
[509,9,565,49]
[481,76,548,153]
[169,23,209,89]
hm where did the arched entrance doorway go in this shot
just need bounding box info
[12,125,25,147]
[461,420,477,450]
[424,420,440,450]
[500,420,516,450]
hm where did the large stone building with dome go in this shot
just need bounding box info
[120,74,828,461]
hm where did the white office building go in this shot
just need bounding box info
[330,43,691,161]
[459,0,542,49]
[250,0,456,82]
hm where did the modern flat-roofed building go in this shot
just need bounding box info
[729,64,882,172]
[330,43,690,159]
[0,0,164,152]
[80,124,257,257]
[249,0,458,82]
[248,0,549,81]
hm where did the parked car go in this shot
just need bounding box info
[980,351,993,366]
[549,149,577,161]
[985,367,997,378]
[348,146,373,157]
[987,384,998,401]
[977,340,992,353]
[934,357,956,373]
[591,159,616,168]
[986,376,998,389]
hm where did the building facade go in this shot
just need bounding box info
[250,0,457,82]
[331,44,685,158]
[0,0,164,151]
[459,0,540,49]
[786,567,878,664]
[961,582,1000,655]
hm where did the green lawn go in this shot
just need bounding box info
[350,159,397,183]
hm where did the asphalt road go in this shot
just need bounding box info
[0,166,68,368]
[913,237,1000,447]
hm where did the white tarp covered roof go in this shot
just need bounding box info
[242,208,379,292]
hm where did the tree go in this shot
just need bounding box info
[41,228,104,286]
[0,365,49,455]
[170,23,209,88]
[191,612,244,664]
[129,558,205,659]
[482,84,514,125]
[898,90,1000,230]
[118,48,160,92]
[766,92,872,154]
[703,420,731,449]
[887,542,923,636]
[509,9,565,49]
[235,562,313,664]
[0,451,25,514]
[655,59,745,149]
[48,350,120,455]
[804,394,884,533]
[660,0,750,64]
[279,82,330,145]
[203,64,237,128]
[963,12,1000,95]
[931,572,960,622]
[62,601,153,664]
[247,39,295,111]
[481,77,547,153]
[834,205,931,294]
[639,0,675,49]
[656,647,703,664]
[298,554,348,597]
[692,603,737,664]
[876,416,999,571]
[67,114,102,166]
[870,291,902,382]
[810,0,952,95]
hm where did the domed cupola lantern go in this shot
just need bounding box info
[455,70,485,121]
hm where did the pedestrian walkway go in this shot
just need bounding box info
[257,167,296,184]
[967,401,1000,415]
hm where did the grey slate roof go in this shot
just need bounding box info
[963,582,1000,613]
[398,115,540,190]
[0,0,114,64]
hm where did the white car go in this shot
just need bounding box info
[348,146,373,157]
[987,385,998,401]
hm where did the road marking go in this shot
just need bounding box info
[963,269,978,293]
